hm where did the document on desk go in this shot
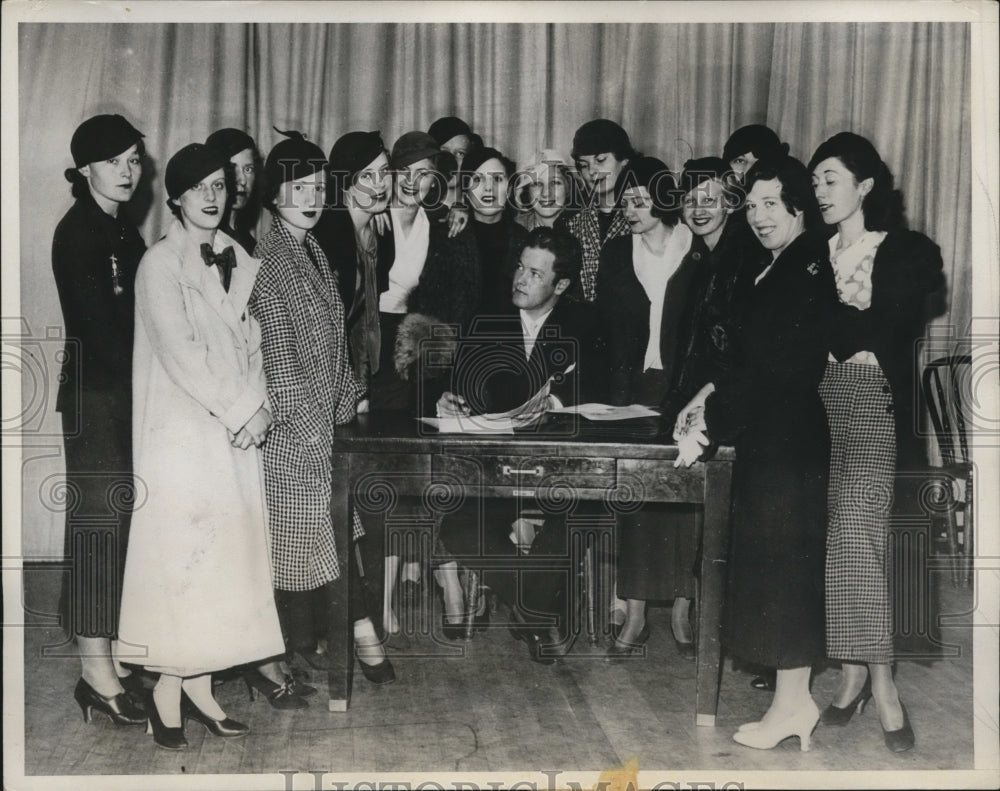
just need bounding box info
[548,403,661,420]
[420,364,575,433]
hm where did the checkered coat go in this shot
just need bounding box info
[565,206,631,302]
[250,221,366,591]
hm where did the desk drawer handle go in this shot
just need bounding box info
[502,464,544,476]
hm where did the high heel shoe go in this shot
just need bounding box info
[732,699,820,752]
[73,678,147,726]
[243,668,308,710]
[180,695,249,738]
[820,675,872,726]
[358,656,396,685]
[882,702,915,753]
[441,604,490,641]
[144,692,187,750]
[284,674,317,698]
[605,624,650,658]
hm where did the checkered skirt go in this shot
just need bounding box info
[819,360,897,663]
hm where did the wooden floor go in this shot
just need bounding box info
[18,562,976,778]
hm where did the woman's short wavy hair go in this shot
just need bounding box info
[744,155,823,231]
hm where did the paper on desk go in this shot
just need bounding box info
[549,403,661,420]
[421,363,576,433]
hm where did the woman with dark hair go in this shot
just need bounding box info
[513,149,583,232]
[808,132,943,753]
[53,114,148,727]
[313,130,394,390]
[675,156,837,751]
[119,143,285,749]
[462,145,528,315]
[250,130,394,697]
[567,119,637,302]
[595,156,698,658]
[722,124,790,183]
[204,127,262,255]
[366,131,481,629]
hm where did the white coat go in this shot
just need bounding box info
[118,220,284,675]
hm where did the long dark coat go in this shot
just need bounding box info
[51,191,145,638]
[705,230,837,669]
[250,221,366,591]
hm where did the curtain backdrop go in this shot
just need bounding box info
[17,22,971,557]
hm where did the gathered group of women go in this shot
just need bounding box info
[52,105,942,755]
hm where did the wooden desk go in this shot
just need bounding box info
[326,412,734,726]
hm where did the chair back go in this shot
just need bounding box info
[921,355,971,466]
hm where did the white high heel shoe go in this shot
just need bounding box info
[732,699,820,751]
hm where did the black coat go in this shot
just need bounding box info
[827,229,944,471]
[470,216,529,316]
[51,191,145,638]
[662,217,764,423]
[448,299,608,415]
[311,207,395,318]
[705,230,838,668]
[52,192,146,412]
[595,233,702,406]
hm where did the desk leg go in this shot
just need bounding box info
[696,460,732,727]
[327,453,354,712]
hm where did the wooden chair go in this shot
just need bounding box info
[921,355,973,587]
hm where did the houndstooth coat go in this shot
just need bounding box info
[250,220,365,591]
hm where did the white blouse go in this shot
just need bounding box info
[379,206,430,314]
[828,230,886,365]
[632,223,692,371]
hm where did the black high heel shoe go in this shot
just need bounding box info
[243,668,308,710]
[73,678,146,726]
[144,692,187,750]
[180,695,249,738]
[821,675,873,726]
[441,605,490,641]
[358,655,396,684]
[882,701,915,753]
[605,624,650,658]
[284,674,317,698]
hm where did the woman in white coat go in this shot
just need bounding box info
[118,143,285,750]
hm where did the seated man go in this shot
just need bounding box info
[433,226,608,664]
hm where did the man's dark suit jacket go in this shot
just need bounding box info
[448,298,608,415]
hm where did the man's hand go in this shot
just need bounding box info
[436,391,470,417]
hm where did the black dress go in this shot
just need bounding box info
[704,231,836,669]
[52,192,145,639]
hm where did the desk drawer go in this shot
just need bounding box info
[434,454,616,489]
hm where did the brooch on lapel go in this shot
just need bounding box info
[806,261,820,276]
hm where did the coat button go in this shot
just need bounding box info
[881,384,890,394]
[886,404,894,415]
[692,252,701,261]
[241,312,246,322]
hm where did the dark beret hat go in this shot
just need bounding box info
[205,127,256,160]
[571,119,632,160]
[680,156,731,194]
[328,131,385,185]
[264,128,327,187]
[722,125,789,164]
[70,114,144,168]
[618,156,679,208]
[165,143,228,201]
[389,131,441,171]
[427,116,473,147]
